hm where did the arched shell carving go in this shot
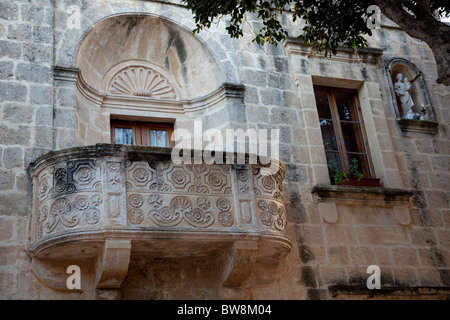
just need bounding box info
[109,66,177,99]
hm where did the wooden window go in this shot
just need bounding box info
[313,86,375,179]
[111,120,174,147]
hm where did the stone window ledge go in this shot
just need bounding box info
[397,118,439,135]
[311,185,414,225]
[329,285,450,300]
[311,184,414,203]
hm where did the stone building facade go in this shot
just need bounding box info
[0,0,449,300]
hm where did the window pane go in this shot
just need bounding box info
[347,153,371,178]
[149,129,167,147]
[334,91,359,122]
[340,122,366,153]
[114,128,134,145]
[314,88,333,119]
[320,119,339,152]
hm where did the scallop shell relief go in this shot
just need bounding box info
[109,66,177,99]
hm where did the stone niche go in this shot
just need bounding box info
[385,58,438,134]
[27,144,291,299]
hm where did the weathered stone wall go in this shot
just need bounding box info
[0,0,449,299]
[0,0,56,298]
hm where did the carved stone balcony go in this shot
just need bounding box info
[27,144,291,299]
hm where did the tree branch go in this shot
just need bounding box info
[373,0,450,85]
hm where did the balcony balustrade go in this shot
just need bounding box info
[27,144,291,298]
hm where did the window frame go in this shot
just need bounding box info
[110,120,174,147]
[314,85,375,178]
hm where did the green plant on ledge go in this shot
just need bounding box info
[327,158,349,185]
[349,158,364,181]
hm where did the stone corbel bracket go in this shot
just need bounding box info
[94,239,131,300]
[30,238,132,300]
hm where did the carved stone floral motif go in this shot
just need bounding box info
[257,199,287,232]
[128,209,144,225]
[84,209,101,225]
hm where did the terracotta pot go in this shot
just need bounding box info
[339,177,381,187]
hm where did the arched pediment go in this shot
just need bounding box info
[75,14,222,100]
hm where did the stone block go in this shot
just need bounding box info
[15,171,29,192]
[327,246,350,266]
[373,246,393,266]
[392,267,419,286]
[21,4,45,25]
[292,145,311,164]
[300,225,325,245]
[16,63,52,84]
[23,43,53,64]
[432,139,450,155]
[55,128,75,149]
[34,126,53,148]
[325,225,358,245]
[242,69,267,87]
[2,147,23,169]
[428,172,450,190]
[318,266,348,286]
[414,138,434,154]
[2,103,34,124]
[7,23,31,42]
[54,108,75,129]
[35,106,53,125]
[417,268,442,287]
[425,190,449,209]
[0,270,16,298]
[32,26,53,44]
[432,155,450,172]
[391,247,420,266]
[302,109,320,128]
[0,170,15,191]
[0,125,31,145]
[260,88,282,106]
[0,82,28,102]
[0,61,14,79]
[405,154,433,172]
[55,87,76,107]
[0,192,30,216]
[243,86,259,104]
[0,245,23,266]
[270,108,299,125]
[349,246,376,266]
[356,226,409,246]
[0,40,21,59]
[0,218,14,241]
[247,105,269,123]
[24,147,52,166]
[282,90,300,108]
[0,2,19,21]
[30,84,53,106]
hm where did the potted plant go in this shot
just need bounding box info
[341,158,381,187]
[327,158,349,185]
[327,158,381,187]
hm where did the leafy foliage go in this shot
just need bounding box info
[182,0,374,55]
[182,0,450,57]
[326,158,348,185]
[348,158,364,181]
